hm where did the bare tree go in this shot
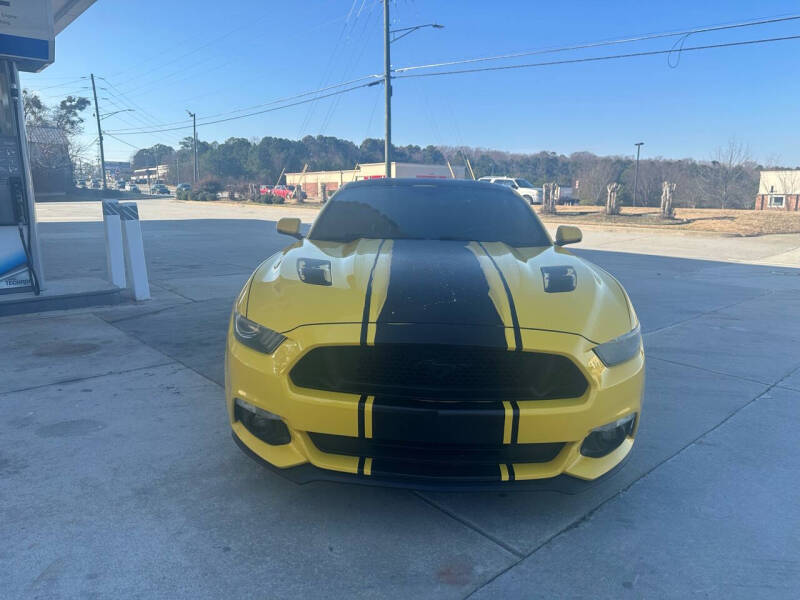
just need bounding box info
[23,90,91,176]
[578,159,619,205]
[703,138,754,209]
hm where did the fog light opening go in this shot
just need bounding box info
[234,398,291,446]
[580,413,636,459]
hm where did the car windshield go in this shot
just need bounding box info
[308,183,551,247]
[516,178,534,187]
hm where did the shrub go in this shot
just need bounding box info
[194,191,217,201]
[176,189,189,201]
[197,177,223,194]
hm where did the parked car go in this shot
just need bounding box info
[272,184,294,200]
[117,181,127,190]
[478,176,540,204]
[227,178,644,489]
[259,184,274,196]
[151,184,169,195]
[90,180,101,189]
[129,184,140,193]
[76,179,86,188]
[176,183,191,193]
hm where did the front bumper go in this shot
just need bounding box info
[232,431,633,493]
[225,322,645,489]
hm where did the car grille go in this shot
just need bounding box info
[290,344,588,401]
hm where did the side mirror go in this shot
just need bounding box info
[277,217,302,239]
[555,225,582,246]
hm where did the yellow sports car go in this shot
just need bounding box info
[226,179,644,491]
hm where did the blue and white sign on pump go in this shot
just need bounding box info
[0,0,54,72]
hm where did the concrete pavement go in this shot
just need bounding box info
[1,200,798,598]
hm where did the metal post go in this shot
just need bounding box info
[383,0,391,178]
[633,142,644,207]
[189,111,198,183]
[90,73,107,190]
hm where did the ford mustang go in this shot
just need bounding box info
[226,178,644,491]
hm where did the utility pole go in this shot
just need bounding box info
[90,73,106,190]
[633,141,644,207]
[187,109,198,183]
[383,0,391,178]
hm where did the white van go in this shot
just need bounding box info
[478,176,541,204]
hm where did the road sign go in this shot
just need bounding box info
[0,0,54,72]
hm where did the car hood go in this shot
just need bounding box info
[245,238,634,344]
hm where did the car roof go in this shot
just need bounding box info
[344,178,503,191]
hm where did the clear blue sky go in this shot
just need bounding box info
[20,0,800,165]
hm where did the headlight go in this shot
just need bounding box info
[592,325,641,367]
[233,312,286,354]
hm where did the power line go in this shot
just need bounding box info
[28,77,86,91]
[98,78,170,128]
[93,14,800,145]
[105,81,376,136]
[320,6,377,135]
[105,74,381,134]
[394,34,800,79]
[394,13,800,74]
[103,14,798,137]
[298,0,364,137]
[104,132,141,150]
[107,11,350,93]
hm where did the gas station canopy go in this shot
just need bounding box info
[0,0,96,72]
[53,0,97,35]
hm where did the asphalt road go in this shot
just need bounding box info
[1,208,798,598]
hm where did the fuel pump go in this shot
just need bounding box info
[0,66,39,295]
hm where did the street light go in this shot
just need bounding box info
[390,23,444,43]
[633,142,644,207]
[100,108,134,121]
[382,0,444,177]
[186,109,198,183]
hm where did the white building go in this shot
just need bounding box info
[755,170,800,211]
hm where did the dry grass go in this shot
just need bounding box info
[538,206,800,236]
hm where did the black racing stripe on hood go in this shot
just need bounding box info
[365,241,510,452]
[374,240,507,348]
[360,239,387,346]
[477,241,522,351]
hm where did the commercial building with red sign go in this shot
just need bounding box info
[286,162,466,199]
